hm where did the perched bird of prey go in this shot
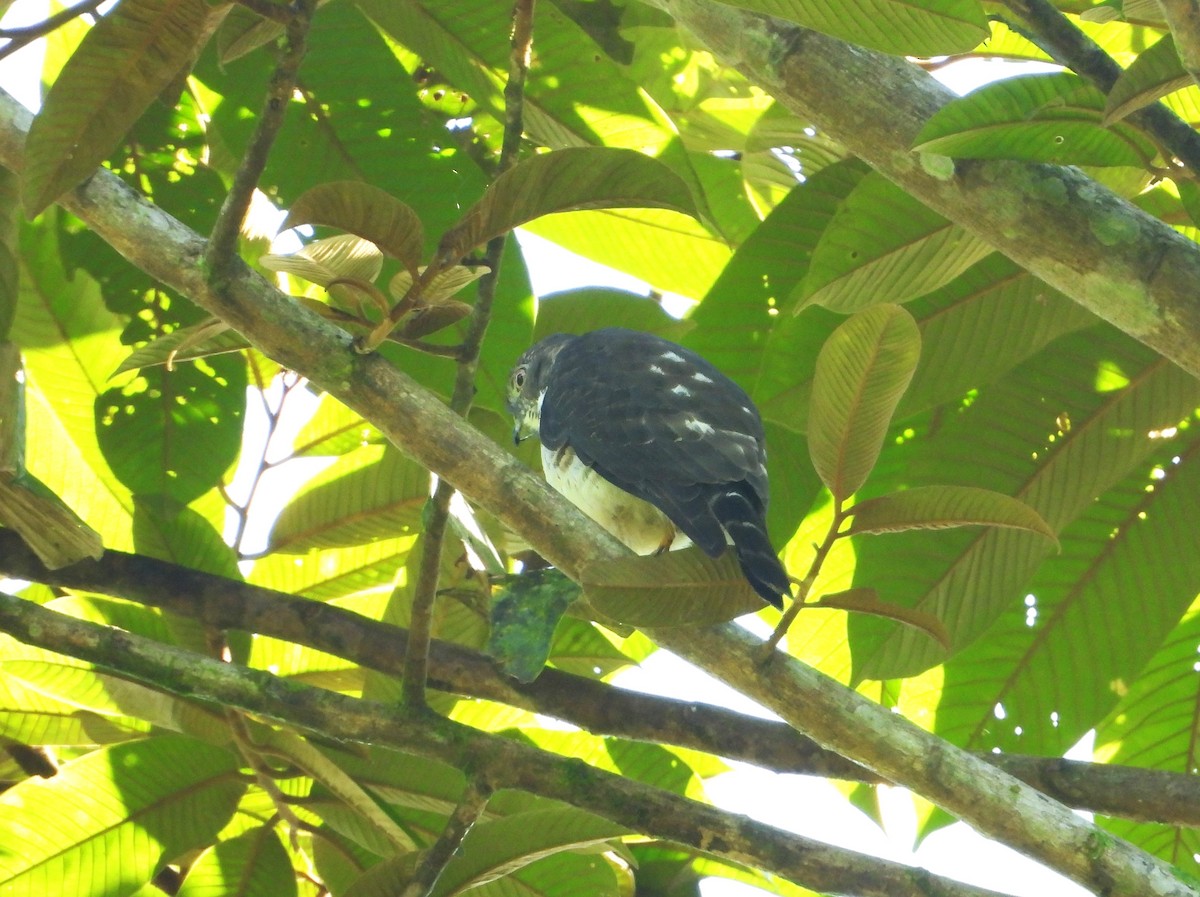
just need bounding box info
[506,327,790,608]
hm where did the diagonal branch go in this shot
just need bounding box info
[2,529,1198,827]
[654,0,1200,379]
[0,589,1022,897]
[401,778,492,897]
[0,86,1192,897]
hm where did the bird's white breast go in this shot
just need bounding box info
[541,445,690,555]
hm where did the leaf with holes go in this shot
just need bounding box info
[808,305,921,501]
[22,0,230,215]
[438,147,699,261]
[913,72,1158,166]
[283,181,425,275]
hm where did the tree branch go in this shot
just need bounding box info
[204,0,316,270]
[401,778,492,897]
[0,589,1022,897]
[2,530,1197,828]
[1156,0,1200,92]
[653,0,1200,379]
[0,85,1191,897]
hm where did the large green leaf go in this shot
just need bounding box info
[850,328,1200,680]
[711,0,988,56]
[439,148,700,260]
[0,668,151,747]
[0,736,245,897]
[796,173,993,312]
[532,288,692,344]
[22,0,230,215]
[343,808,626,897]
[913,72,1159,166]
[933,428,1200,759]
[807,305,921,501]
[177,825,297,897]
[247,537,416,603]
[266,445,429,553]
[580,547,767,627]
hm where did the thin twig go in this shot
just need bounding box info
[400,777,492,897]
[225,709,304,847]
[995,0,1200,176]
[204,0,316,272]
[400,0,535,709]
[0,0,105,63]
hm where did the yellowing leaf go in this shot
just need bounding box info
[808,305,921,501]
[22,0,230,215]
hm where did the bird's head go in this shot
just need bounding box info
[506,333,577,445]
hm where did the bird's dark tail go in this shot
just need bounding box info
[711,488,790,609]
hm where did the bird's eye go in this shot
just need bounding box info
[513,368,526,389]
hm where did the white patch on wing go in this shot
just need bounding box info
[684,417,715,436]
[660,351,686,363]
[692,372,714,384]
[648,364,666,375]
[671,384,691,397]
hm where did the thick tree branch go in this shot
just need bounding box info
[2,529,1198,827]
[0,591,1019,897]
[400,778,491,897]
[0,88,1191,897]
[653,0,1200,379]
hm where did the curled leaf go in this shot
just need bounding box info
[813,588,950,650]
[260,233,383,287]
[388,265,489,304]
[282,181,424,275]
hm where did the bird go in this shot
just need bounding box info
[506,327,790,608]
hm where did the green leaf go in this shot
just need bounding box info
[845,485,1058,544]
[487,570,580,683]
[283,182,425,275]
[913,72,1158,166]
[1104,33,1192,124]
[0,735,245,896]
[177,825,297,897]
[0,668,151,747]
[807,305,921,500]
[292,394,385,457]
[580,547,767,627]
[95,355,247,506]
[266,445,429,552]
[710,0,988,56]
[797,173,993,312]
[343,808,627,897]
[438,147,700,261]
[22,0,230,215]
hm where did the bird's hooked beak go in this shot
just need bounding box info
[512,414,536,446]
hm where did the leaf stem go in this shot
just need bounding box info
[761,497,847,657]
